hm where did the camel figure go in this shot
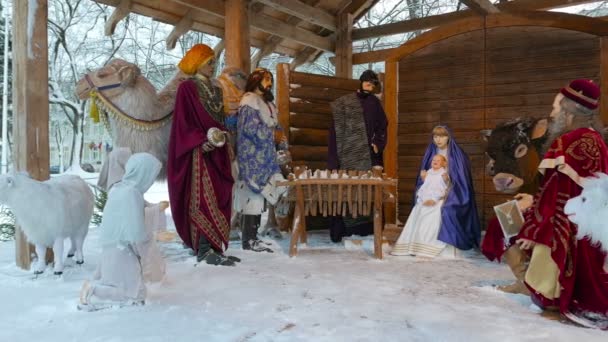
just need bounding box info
[76,60,249,180]
[76,59,186,178]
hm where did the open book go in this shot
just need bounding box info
[493,200,525,239]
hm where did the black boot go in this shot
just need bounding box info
[197,235,236,266]
[242,214,273,253]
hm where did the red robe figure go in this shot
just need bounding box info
[167,44,237,267]
[516,79,608,328]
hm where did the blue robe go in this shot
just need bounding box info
[415,126,480,250]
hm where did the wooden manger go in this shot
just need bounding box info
[277,165,396,259]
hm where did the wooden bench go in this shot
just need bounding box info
[277,166,396,259]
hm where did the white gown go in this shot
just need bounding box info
[391,167,459,258]
[87,244,146,305]
[81,154,161,308]
[138,203,167,283]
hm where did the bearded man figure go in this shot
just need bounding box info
[327,70,388,242]
[235,68,287,253]
[167,44,238,266]
[515,79,608,327]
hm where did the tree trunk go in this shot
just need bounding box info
[406,0,422,37]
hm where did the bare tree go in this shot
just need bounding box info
[47,0,125,168]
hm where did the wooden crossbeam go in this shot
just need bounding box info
[290,47,322,69]
[166,13,193,50]
[352,48,396,65]
[340,0,377,20]
[353,0,599,40]
[175,0,334,51]
[290,0,373,70]
[460,0,500,15]
[252,0,323,68]
[105,0,132,36]
[251,14,335,52]
[256,0,336,31]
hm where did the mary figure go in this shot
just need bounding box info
[391,125,480,257]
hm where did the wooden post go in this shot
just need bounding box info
[276,63,290,142]
[12,0,50,270]
[601,37,608,124]
[383,61,398,225]
[335,13,353,78]
[289,167,306,257]
[225,0,251,73]
[372,166,383,259]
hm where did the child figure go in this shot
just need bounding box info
[78,153,162,311]
[391,154,451,258]
[417,155,449,207]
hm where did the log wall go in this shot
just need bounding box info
[396,26,601,226]
[276,65,361,171]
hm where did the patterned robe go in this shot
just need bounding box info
[519,128,608,320]
[234,92,284,215]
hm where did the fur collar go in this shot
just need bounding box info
[240,92,278,127]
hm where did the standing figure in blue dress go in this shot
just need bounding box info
[392,125,480,258]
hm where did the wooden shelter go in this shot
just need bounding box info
[382,11,608,228]
[11,0,608,268]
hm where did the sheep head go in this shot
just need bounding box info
[565,173,608,254]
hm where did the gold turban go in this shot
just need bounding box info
[178,44,215,75]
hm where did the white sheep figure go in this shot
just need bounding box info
[565,173,608,256]
[0,172,94,275]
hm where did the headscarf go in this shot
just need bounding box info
[178,44,215,75]
[100,153,161,247]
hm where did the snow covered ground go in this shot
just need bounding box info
[0,182,605,341]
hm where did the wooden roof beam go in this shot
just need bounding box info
[290,0,375,70]
[251,0,324,68]
[251,14,334,52]
[339,0,377,20]
[174,0,333,51]
[172,0,225,19]
[290,46,323,69]
[460,0,500,15]
[255,0,336,31]
[353,0,598,40]
[105,0,132,35]
[166,13,193,49]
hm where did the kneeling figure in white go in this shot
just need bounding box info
[79,153,162,310]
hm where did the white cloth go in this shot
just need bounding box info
[391,199,447,257]
[417,167,447,204]
[391,167,458,258]
[87,153,161,305]
[139,204,166,283]
[234,173,287,215]
[100,153,161,247]
[88,244,146,304]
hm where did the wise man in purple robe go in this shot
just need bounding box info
[167,44,238,267]
[327,70,388,242]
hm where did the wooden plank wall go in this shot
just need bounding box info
[280,69,360,170]
[397,27,601,227]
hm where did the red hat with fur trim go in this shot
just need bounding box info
[560,79,600,110]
